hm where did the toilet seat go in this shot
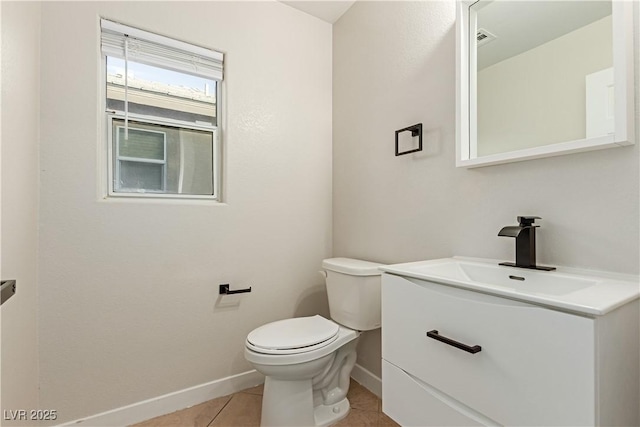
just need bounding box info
[246,315,340,355]
[245,323,359,367]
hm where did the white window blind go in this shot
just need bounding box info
[100,19,223,81]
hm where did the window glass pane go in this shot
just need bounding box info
[177,128,214,195]
[119,161,164,191]
[112,119,214,196]
[118,127,165,160]
[106,57,217,126]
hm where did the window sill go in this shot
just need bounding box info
[100,194,226,206]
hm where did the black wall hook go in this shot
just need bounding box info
[395,123,423,156]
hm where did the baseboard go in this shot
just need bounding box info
[351,363,382,398]
[57,370,264,427]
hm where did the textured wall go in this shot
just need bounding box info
[38,2,332,423]
[0,3,41,425]
[333,0,639,377]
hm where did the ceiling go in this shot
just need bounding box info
[476,1,611,69]
[280,1,356,24]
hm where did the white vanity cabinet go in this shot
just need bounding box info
[381,273,640,427]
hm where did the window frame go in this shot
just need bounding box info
[100,19,223,202]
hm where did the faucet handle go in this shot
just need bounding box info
[517,216,541,227]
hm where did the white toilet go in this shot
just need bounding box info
[244,258,383,427]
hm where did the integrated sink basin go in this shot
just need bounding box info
[403,259,596,296]
[380,257,640,315]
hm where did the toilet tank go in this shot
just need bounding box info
[322,258,384,331]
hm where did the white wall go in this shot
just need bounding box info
[333,0,639,377]
[38,2,332,423]
[0,2,41,425]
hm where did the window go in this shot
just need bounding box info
[101,19,223,199]
[115,124,166,192]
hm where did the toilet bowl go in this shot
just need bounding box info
[244,258,383,427]
[245,316,359,426]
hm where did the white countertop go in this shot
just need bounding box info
[379,257,640,316]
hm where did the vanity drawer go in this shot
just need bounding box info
[382,273,596,426]
[382,360,491,426]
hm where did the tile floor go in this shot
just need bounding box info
[131,379,399,427]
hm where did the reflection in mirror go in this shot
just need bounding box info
[473,1,612,157]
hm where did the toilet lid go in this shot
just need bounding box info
[247,315,339,352]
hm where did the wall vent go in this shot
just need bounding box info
[477,28,497,47]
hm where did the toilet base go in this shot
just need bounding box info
[261,377,314,427]
[314,397,350,427]
[261,375,351,427]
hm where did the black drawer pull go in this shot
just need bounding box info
[426,330,482,354]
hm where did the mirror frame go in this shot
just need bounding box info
[456,0,635,168]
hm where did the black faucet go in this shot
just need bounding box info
[498,216,555,271]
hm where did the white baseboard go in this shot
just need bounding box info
[351,363,382,398]
[57,370,264,427]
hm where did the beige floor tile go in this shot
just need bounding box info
[335,405,401,427]
[130,395,231,427]
[333,408,380,427]
[347,381,380,413]
[209,392,262,427]
[242,384,264,396]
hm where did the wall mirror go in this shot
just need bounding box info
[456,0,635,168]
